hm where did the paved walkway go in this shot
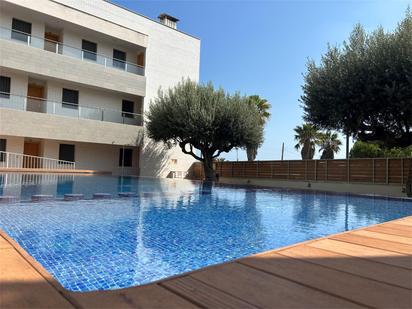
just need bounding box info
[1,216,411,308]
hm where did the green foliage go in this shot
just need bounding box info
[146,79,263,180]
[317,131,342,159]
[301,9,412,148]
[349,141,382,158]
[245,95,271,161]
[294,123,320,159]
[350,141,412,158]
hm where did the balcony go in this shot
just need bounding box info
[0,93,143,126]
[0,28,146,96]
[1,27,145,76]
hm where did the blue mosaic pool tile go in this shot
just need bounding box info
[1,176,412,291]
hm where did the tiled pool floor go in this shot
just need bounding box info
[1,216,411,308]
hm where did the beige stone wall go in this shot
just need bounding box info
[1,0,148,47]
[219,177,407,198]
[0,108,143,146]
[0,40,146,97]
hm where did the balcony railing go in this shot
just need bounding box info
[0,27,145,76]
[0,93,143,126]
[0,151,75,170]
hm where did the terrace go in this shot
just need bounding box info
[0,93,143,126]
[0,26,145,76]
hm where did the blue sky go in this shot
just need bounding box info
[114,0,411,161]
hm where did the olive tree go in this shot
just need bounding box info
[146,80,263,181]
[301,9,412,155]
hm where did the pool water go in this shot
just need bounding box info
[0,173,411,292]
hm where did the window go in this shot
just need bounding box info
[0,139,6,162]
[82,40,97,61]
[11,18,31,42]
[119,148,133,167]
[113,49,126,69]
[62,88,79,109]
[59,144,75,162]
[122,100,134,118]
[0,76,11,99]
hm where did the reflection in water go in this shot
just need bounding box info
[0,173,197,200]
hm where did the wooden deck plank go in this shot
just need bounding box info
[240,251,411,308]
[376,222,412,233]
[0,235,12,249]
[366,225,412,237]
[278,244,412,289]
[161,275,258,309]
[309,239,412,269]
[394,217,412,224]
[190,262,363,308]
[331,233,412,254]
[68,284,199,309]
[0,249,75,309]
[351,230,412,245]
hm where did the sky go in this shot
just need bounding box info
[113,0,411,161]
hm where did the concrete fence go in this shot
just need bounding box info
[191,158,412,185]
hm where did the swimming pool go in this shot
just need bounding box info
[0,173,411,292]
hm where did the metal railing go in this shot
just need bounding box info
[0,151,75,170]
[0,27,145,76]
[0,92,143,126]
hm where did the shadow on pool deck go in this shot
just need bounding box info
[1,217,412,308]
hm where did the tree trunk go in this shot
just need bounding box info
[203,156,216,182]
[246,146,257,161]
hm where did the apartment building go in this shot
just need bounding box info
[0,0,200,177]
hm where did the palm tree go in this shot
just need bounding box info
[246,95,271,161]
[294,123,319,159]
[317,131,342,159]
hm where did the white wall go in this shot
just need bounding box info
[46,80,142,114]
[0,135,24,153]
[42,139,139,174]
[0,68,28,97]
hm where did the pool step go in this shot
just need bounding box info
[0,196,17,203]
[93,193,113,199]
[31,195,54,202]
[64,194,84,201]
[118,192,137,197]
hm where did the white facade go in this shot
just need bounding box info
[0,0,200,176]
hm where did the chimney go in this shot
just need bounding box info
[158,13,179,29]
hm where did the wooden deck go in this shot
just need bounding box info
[1,216,411,308]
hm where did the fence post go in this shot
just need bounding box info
[243,161,246,178]
[347,159,350,183]
[386,158,389,184]
[287,160,290,180]
[401,158,404,185]
[256,160,259,178]
[372,158,375,184]
[271,161,274,178]
[314,160,317,181]
[305,160,307,181]
[325,160,328,181]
